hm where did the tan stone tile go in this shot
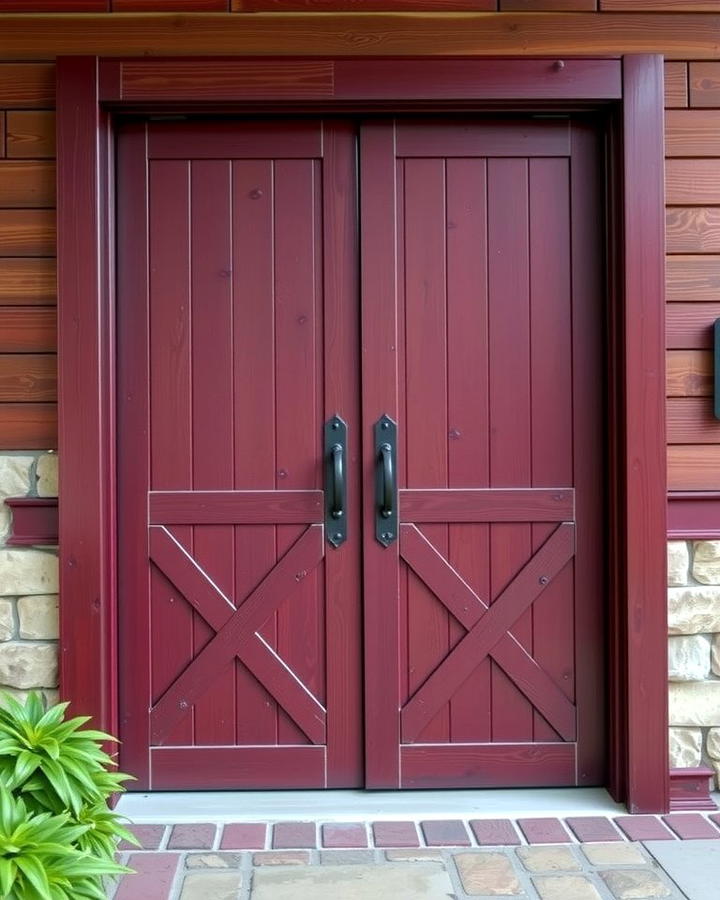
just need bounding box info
[386,849,444,861]
[251,863,453,899]
[179,871,242,900]
[252,851,309,866]
[516,845,581,873]
[581,843,646,866]
[599,868,672,899]
[186,852,243,868]
[454,851,523,896]
[533,875,602,900]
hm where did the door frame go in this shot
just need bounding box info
[56,55,667,813]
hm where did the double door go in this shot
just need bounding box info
[117,116,605,791]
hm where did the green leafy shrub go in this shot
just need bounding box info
[0,692,137,899]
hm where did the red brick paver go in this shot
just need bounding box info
[421,820,471,847]
[220,822,267,849]
[272,821,317,848]
[614,815,676,841]
[470,819,521,846]
[119,824,166,850]
[115,853,180,900]
[565,816,623,842]
[517,818,571,844]
[372,821,421,848]
[167,823,216,850]
[321,823,368,848]
[663,813,720,839]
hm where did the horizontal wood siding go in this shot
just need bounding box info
[0,63,56,449]
[665,60,720,489]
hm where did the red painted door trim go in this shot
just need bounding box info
[56,54,668,812]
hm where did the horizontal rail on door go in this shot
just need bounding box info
[149,490,323,524]
[400,488,574,522]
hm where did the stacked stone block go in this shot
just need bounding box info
[0,452,58,706]
[668,539,720,786]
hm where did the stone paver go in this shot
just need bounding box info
[372,821,421,847]
[421,819,471,847]
[533,875,602,900]
[614,817,676,842]
[516,845,581,873]
[319,849,375,864]
[454,851,523,896]
[321,822,368,848]
[220,822,266,849]
[119,824,166,850]
[185,852,244,868]
[581,842,646,866]
[518,818,571,844]
[599,868,672,899]
[251,862,454,900]
[662,813,720,840]
[470,819,521,846]
[179,871,242,899]
[566,816,623,842]
[386,849,444,861]
[272,821,316,848]
[253,850,309,866]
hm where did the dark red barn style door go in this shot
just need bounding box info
[118,115,605,791]
[117,120,363,790]
[361,119,605,789]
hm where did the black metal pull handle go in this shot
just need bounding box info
[374,415,397,547]
[324,416,347,548]
[379,443,393,518]
[331,443,344,519]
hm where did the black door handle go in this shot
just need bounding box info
[330,443,345,519]
[324,416,347,548]
[379,442,393,519]
[374,415,397,547]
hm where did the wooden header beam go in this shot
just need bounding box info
[0,12,718,59]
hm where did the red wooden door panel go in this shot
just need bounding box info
[361,119,605,789]
[117,120,362,790]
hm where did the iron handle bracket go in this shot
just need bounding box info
[324,415,348,548]
[374,415,398,547]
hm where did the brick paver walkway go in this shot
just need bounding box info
[104,813,720,898]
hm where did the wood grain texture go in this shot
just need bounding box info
[0,14,718,58]
[0,307,55,352]
[666,302,720,348]
[501,0,596,8]
[0,1,108,8]
[0,64,55,108]
[0,354,56,402]
[115,0,227,8]
[690,62,720,106]
[666,207,720,253]
[401,744,576,789]
[603,0,720,8]
[664,62,688,108]
[6,112,56,159]
[666,256,720,302]
[400,488,574,522]
[666,160,720,205]
[0,114,5,159]
[0,162,55,208]
[0,259,55,305]
[666,110,720,156]
[667,396,720,442]
[238,0,496,7]
[0,403,56,449]
[668,444,720,488]
[149,491,323,524]
[666,349,713,396]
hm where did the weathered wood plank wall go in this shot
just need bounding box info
[0,3,719,491]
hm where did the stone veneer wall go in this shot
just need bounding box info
[668,540,720,787]
[0,453,58,706]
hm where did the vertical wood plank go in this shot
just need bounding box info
[487,157,533,742]
[446,157,491,743]
[403,157,449,744]
[623,54,668,813]
[116,122,150,785]
[148,159,194,749]
[664,62,688,108]
[57,57,116,742]
[570,122,606,784]
[232,158,279,746]
[274,158,323,746]
[322,122,363,786]
[189,159,236,746]
[361,121,400,787]
[528,156,574,744]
